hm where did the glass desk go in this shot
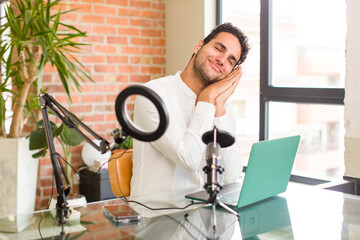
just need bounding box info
[0,183,360,239]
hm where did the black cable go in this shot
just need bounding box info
[96,149,129,174]
[119,196,204,211]
[58,154,88,178]
[56,149,129,178]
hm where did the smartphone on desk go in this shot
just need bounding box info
[103,204,141,224]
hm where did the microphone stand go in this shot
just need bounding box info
[185,126,239,232]
[39,93,127,224]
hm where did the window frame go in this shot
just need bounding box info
[217,0,345,185]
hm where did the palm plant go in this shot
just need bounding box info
[0,0,92,138]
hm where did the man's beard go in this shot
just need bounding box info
[193,52,222,85]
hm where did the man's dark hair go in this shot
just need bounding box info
[203,22,250,65]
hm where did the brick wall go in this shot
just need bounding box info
[36,0,166,209]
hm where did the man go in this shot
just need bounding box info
[131,23,250,196]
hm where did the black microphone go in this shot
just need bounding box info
[204,141,223,199]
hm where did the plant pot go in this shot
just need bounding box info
[0,137,39,232]
[108,149,133,197]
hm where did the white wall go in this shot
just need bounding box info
[166,0,216,75]
[344,0,360,178]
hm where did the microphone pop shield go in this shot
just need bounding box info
[202,128,235,148]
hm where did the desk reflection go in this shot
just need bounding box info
[132,196,294,239]
[237,196,294,239]
[4,184,360,239]
[133,208,239,239]
[0,195,293,239]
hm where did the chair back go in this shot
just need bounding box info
[108,149,133,197]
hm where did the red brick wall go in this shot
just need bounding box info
[36,0,166,209]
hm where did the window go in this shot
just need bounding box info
[269,102,344,178]
[222,0,261,165]
[272,0,346,89]
[220,0,345,181]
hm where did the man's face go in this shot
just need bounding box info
[193,32,242,85]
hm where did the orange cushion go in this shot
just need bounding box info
[108,149,133,197]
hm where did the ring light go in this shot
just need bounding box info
[115,85,169,142]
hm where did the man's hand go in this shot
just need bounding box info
[197,66,242,117]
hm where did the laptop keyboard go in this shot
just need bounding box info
[219,191,240,205]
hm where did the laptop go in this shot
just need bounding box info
[185,135,300,209]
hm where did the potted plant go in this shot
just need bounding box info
[115,135,133,151]
[108,136,133,197]
[0,0,92,218]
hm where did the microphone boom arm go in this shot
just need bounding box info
[39,93,126,224]
[39,93,122,154]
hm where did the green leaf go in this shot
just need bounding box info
[0,96,5,131]
[25,10,32,25]
[32,149,48,159]
[45,0,50,24]
[37,56,45,95]
[36,119,57,129]
[79,221,93,226]
[38,37,48,59]
[5,45,14,74]
[118,136,133,149]
[58,22,85,35]
[60,125,84,146]
[52,10,61,33]
[29,129,48,150]
[53,123,63,137]
[5,6,20,37]
[49,0,62,8]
